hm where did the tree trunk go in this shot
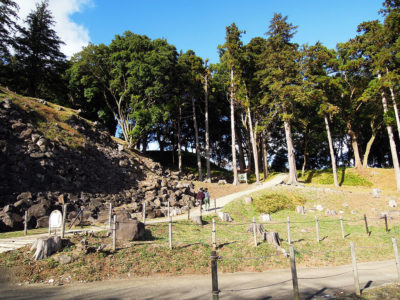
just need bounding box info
[261,131,269,180]
[301,130,308,178]
[283,109,298,185]
[379,73,400,191]
[386,68,400,142]
[204,73,211,182]
[389,86,400,142]
[191,97,202,181]
[362,132,376,168]
[247,107,260,183]
[324,115,339,187]
[246,132,253,172]
[345,120,362,169]
[236,121,246,171]
[230,69,238,185]
[178,105,182,175]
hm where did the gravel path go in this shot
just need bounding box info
[0,259,398,299]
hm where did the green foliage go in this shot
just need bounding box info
[252,191,306,214]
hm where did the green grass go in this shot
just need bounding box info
[298,168,373,187]
[0,228,49,238]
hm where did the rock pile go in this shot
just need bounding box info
[0,97,196,231]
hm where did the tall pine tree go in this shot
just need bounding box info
[14,0,66,101]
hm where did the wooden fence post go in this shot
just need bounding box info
[211,250,219,300]
[364,214,369,236]
[24,211,28,236]
[142,202,146,224]
[169,216,173,249]
[340,216,345,239]
[315,216,320,243]
[212,218,217,250]
[384,215,389,233]
[289,245,300,300]
[187,205,190,220]
[350,242,361,296]
[214,198,217,214]
[108,202,112,229]
[112,215,117,252]
[287,216,291,245]
[392,238,400,283]
[167,200,170,218]
[61,204,67,238]
[253,217,257,247]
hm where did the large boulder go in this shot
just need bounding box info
[116,218,145,241]
[28,203,49,219]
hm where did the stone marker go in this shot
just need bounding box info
[260,213,272,222]
[217,212,233,222]
[296,206,305,214]
[372,188,381,198]
[217,179,227,185]
[247,223,264,235]
[116,218,145,241]
[244,197,252,204]
[315,204,324,212]
[389,199,398,208]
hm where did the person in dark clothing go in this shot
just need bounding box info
[196,188,205,207]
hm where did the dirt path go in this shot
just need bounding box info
[1,259,397,299]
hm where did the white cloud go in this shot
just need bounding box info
[14,0,92,58]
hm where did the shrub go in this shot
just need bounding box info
[253,191,306,214]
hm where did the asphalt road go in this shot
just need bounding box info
[0,259,398,299]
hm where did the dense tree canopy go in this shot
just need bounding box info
[1,1,400,188]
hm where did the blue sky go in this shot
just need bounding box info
[15,1,384,61]
[68,0,383,63]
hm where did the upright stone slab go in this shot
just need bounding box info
[372,189,381,198]
[116,218,145,241]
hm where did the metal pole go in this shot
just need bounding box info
[167,200,170,218]
[340,216,345,239]
[350,242,361,296]
[289,245,300,300]
[212,218,217,250]
[24,211,28,236]
[253,216,257,247]
[315,216,320,243]
[392,238,400,283]
[61,204,67,238]
[214,198,217,214]
[112,215,117,252]
[384,215,389,233]
[287,216,291,245]
[364,214,369,236]
[169,216,172,249]
[142,202,146,224]
[108,202,112,229]
[211,250,219,300]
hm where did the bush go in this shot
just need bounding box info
[253,192,306,214]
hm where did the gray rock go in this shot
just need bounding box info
[116,218,145,241]
[389,199,398,208]
[259,213,272,222]
[372,188,381,198]
[31,236,61,260]
[55,254,73,265]
[244,197,252,204]
[218,212,233,222]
